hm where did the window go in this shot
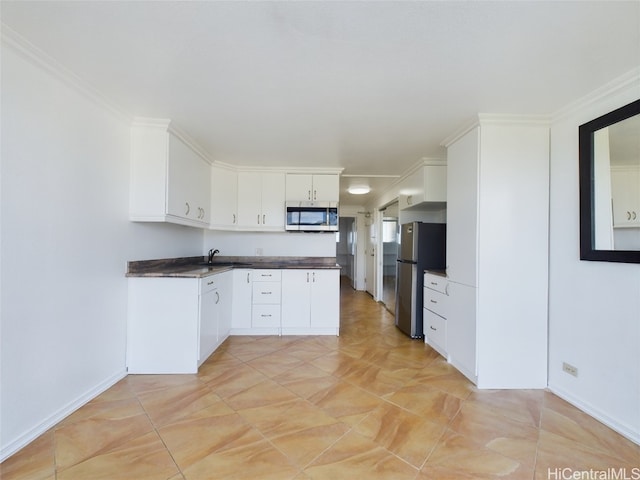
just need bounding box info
[382,220,397,243]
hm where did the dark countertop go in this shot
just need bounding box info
[424,269,447,277]
[127,256,341,278]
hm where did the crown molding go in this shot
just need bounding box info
[1,23,132,122]
[477,113,551,126]
[440,118,479,148]
[233,165,344,175]
[441,113,551,148]
[552,67,640,123]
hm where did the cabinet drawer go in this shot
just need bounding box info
[252,305,281,328]
[200,275,219,294]
[424,273,447,294]
[253,270,281,281]
[424,309,446,354]
[252,281,281,304]
[424,287,447,318]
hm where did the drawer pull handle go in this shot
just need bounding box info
[430,299,437,303]
[430,326,437,331]
[261,314,272,318]
[262,291,272,295]
[430,282,438,285]
[207,280,215,285]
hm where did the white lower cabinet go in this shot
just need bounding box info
[199,276,220,366]
[250,269,282,334]
[446,281,477,382]
[282,269,340,335]
[423,273,448,357]
[231,269,252,331]
[230,268,340,336]
[127,271,232,374]
[424,309,446,356]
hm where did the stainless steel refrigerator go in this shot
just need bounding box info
[395,222,446,338]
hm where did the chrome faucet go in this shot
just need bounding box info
[207,248,220,264]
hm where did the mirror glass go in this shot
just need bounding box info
[580,99,640,263]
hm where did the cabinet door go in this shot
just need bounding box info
[167,135,210,225]
[193,154,211,224]
[199,286,219,365]
[311,175,340,202]
[231,269,252,329]
[446,281,476,382]
[423,165,447,202]
[281,270,311,328]
[237,172,262,227]
[217,271,233,344]
[285,174,313,201]
[211,165,238,227]
[261,173,286,228]
[611,167,640,227]
[446,127,479,287]
[167,135,193,220]
[310,270,339,329]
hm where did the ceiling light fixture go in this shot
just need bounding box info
[348,185,370,195]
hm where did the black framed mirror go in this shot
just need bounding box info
[579,99,640,263]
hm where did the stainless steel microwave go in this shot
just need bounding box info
[285,201,339,232]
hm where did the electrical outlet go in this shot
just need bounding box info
[255,248,263,256]
[562,362,578,377]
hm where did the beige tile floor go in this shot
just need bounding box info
[2,279,639,479]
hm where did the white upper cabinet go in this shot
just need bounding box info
[398,165,447,210]
[210,165,238,229]
[130,120,211,228]
[611,166,640,227]
[237,172,285,230]
[285,174,340,202]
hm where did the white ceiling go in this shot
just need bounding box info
[2,1,639,204]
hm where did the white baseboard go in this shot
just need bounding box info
[548,384,640,446]
[0,369,128,462]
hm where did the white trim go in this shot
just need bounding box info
[548,385,640,446]
[441,114,551,148]
[234,165,343,175]
[0,370,128,462]
[131,117,213,165]
[1,23,131,122]
[441,119,479,148]
[477,113,551,126]
[552,67,640,123]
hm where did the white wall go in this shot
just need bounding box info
[548,72,640,444]
[203,230,337,257]
[0,44,203,460]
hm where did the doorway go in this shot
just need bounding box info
[337,216,357,288]
[381,202,399,313]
